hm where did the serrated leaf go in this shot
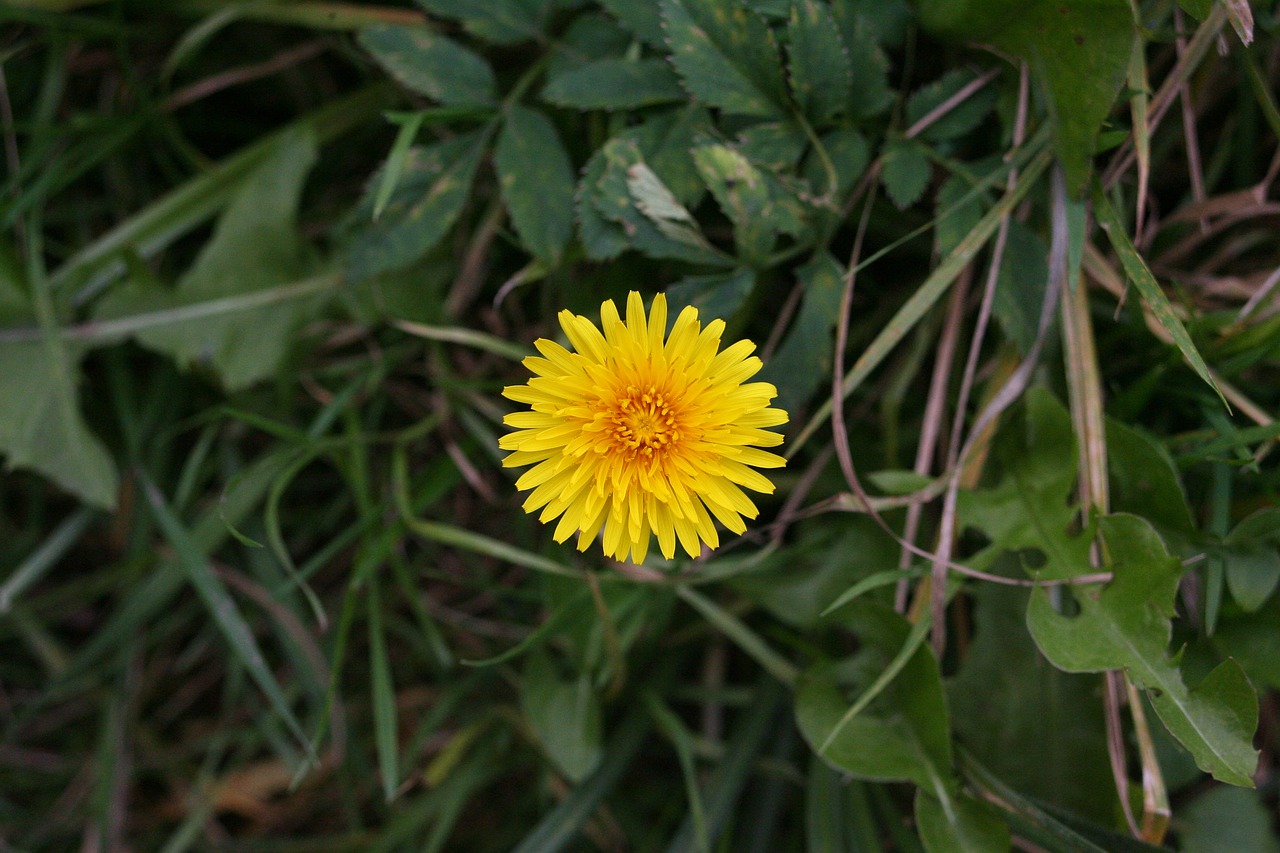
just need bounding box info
[829,4,894,118]
[692,142,806,261]
[803,127,869,198]
[417,0,542,44]
[548,13,633,79]
[1094,188,1224,404]
[0,253,117,507]
[737,121,808,170]
[542,57,685,109]
[661,0,789,117]
[906,68,997,141]
[881,141,931,209]
[917,0,1131,194]
[95,127,323,391]
[787,0,852,125]
[599,0,667,48]
[346,132,485,278]
[496,107,575,265]
[358,24,496,105]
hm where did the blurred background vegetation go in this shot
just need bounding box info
[0,0,1278,850]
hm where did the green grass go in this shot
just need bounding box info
[1,1,1278,850]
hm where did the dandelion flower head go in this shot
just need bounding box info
[500,291,787,564]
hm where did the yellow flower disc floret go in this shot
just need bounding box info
[499,291,788,564]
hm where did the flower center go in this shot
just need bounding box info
[612,385,680,457]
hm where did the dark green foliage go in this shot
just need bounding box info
[3,1,1278,851]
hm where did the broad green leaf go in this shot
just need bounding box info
[915,788,1011,853]
[737,121,808,171]
[1027,514,1259,787]
[358,24,496,105]
[496,106,575,265]
[665,267,755,323]
[963,391,1259,786]
[661,0,789,118]
[1107,417,1197,538]
[599,0,666,47]
[346,132,485,278]
[521,654,603,782]
[917,0,1132,194]
[756,251,843,418]
[0,264,116,508]
[906,68,997,141]
[838,0,910,46]
[1177,0,1214,20]
[1213,603,1280,689]
[882,140,931,210]
[1181,786,1280,853]
[787,0,852,125]
[417,0,542,44]
[1094,188,1224,404]
[993,220,1048,354]
[95,127,323,391]
[691,143,807,261]
[1223,508,1280,611]
[542,58,685,109]
[829,3,894,118]
[948,577,1112,822]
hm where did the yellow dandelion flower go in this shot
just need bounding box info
[499,291,788,564]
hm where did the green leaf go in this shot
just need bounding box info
[948,578,1112,822]
[906,68,997,141]
[346,132,485,278]
[915,788,1011,853]
[1182,786,1280,853]
[803,127,869,197]
[787,0,852,125]
[1223,508,1280,611]
[417,0,543,44]
[665,267,755,323]
[829,3,894,118]
[542,58,685,109]
[661,0,789,118]
[1093,188,1224,404]
[963,391,1259,786]
[881,140,931,209]
[691,142,806,261]
[95,127,324,391]
[520,654,603,782]
[993,220,1048,354]
[358,24,496,105]
[0,274,117,507]
[496,106,575,265]
[1027,515,1259,787]
[934,170,988,260]
[1177,0,1214,21]
[599,0,667,48]
[756,251,843,417]
[1107,417,1198,538]
[918,0,1132,194]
